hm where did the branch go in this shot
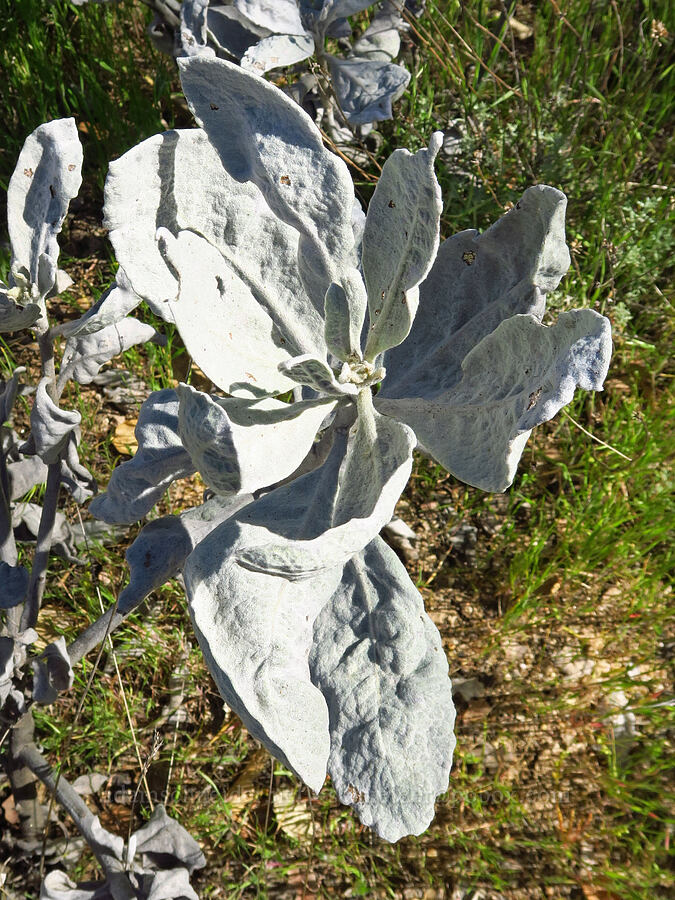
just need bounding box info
[67,590,146,667]
[34,313,58,404]
[20,463,62,631]
[18,742,137,900]
[137,0,180,29]
[6,713,47,841]
[0,442,17,567]
[0,444,19,636]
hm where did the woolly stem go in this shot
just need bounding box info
[5,713,47,841]
[67,603,128,667]
[20,463,61,631]
[0,449,17,565]
[137,0,180,29]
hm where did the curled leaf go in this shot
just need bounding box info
[28,377,81,465]
[53,269,141,339]
[39,870,104,899]
[324,270,368,362]
[277,354,357,396]
[179,0,214,57]
[32,636,74,704]
[7,456,49,501]
[157,228,303,395]
[177,384,336,494]
[363,131,443,359]
[241,32,314,74]
[132,804,206,873]
[60,433,97,504]
[59,317,161,388]
[88,390,195,525]
[0,285,41,333]
[235,0,305,33]
[327,55,410,126]
[351,2,404,61]
[7,118,82,294]
[117,493,253,610]
[0,367,26,423]
[12,503,81,563]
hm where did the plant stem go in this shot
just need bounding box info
[35,316,57,404]
[0,450,17,565]
[0,466,20,632]
[18,742,137,900]
[5,713,47,840]
[356,387,377,445]
[67,603,127,667]
[137,0,180,29]
[20,463,61,631]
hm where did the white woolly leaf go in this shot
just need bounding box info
[88,390,195,525]
[59,317,160,387]
[351,3,403,61]
[178,56,358,301]
[38,870,102,900]
[7,456,49,501]
[132,804,206,873]
[234,0,305,33]
[0,562,29,608]
[53,269,141,339]
[57,433,97,504]
[0,367,25,424]
[142,869,199,900]
[0,286,41,333]
[177,384,336,495]
[241,33,314,74]
[180,0,214,57]
[12,503,81,563]
[300,0,373,33]
[381,185,573,399]
[324,270,368,361]
[377,309,612,491]
[363,132,443,359]
[205,5,263,58]
[157,229,302,395]
[277,354,358,396]
[32,636,74,705]
[184,404,415,791]
[104,128,324,359]
[310,536,455,842]
[29,377,81,465]
[117,493,254,611]
[326,55,410,126]
[7,119,82,294]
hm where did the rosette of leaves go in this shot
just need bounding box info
[91,57,612,841]
[71,1,412,141]
[178,0,412,127]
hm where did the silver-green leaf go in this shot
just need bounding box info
[363,132,443,359]
[378,309,612,491]
[7,119,82,295]
[177,384,336,495]
[310,536,456,842]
